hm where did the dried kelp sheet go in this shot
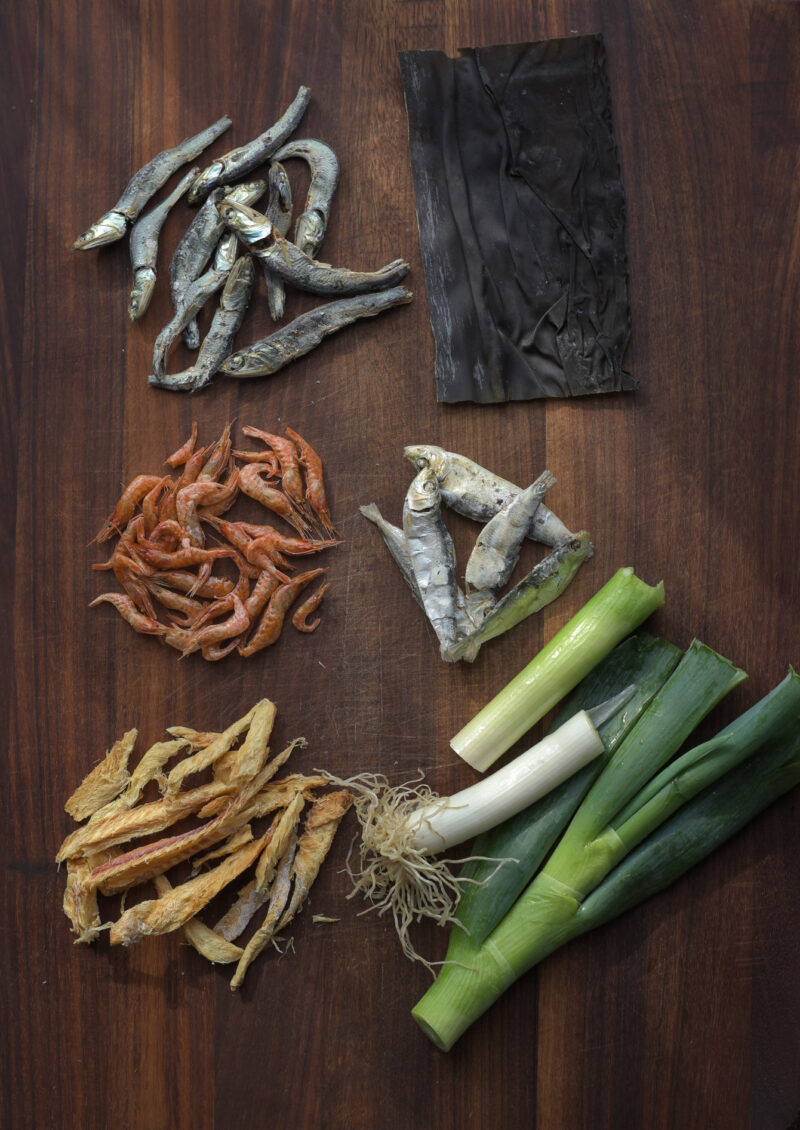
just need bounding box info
[399,35,635,403]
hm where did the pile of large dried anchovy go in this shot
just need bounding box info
[73,87,412,392]
[57,699,352,990]
[91,422,337,659]
[361,445,592,662]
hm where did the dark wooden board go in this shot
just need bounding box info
[3,2,799,1128]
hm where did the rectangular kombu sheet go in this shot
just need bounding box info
[399,35,635,403]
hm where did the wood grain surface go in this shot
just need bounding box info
[3,2,799,1128]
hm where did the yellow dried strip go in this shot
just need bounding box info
[198,765,321,821]
[56,777,237,863]
[153,874,243,964]
[165,727,222,747]
[90,759,279,895]
[62,858,103,944]
[213,698,277,786]
[192,824,253,871]
[255,791,305,891]
[110,832,269,946]
[163,702,261,796]
[115,738,188,806]
[230,834,298,990]
[274,790,353,930]
[64,729,138,821]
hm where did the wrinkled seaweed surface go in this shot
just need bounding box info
[399,35,635,403]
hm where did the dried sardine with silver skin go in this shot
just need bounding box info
[128,166,198,321]
[150,265,230,380]
[213,230,239,272]
[150,255,255,392]
[272,138,340,258]
[188,86,311,203]
[465,470,557,623]
[73,115,232,249]
[262,162,293,320]
[403,466,461,655]
[404,445,575,548]
[218,199,410,296]
[447,531,593,663]
[221,287,412,379]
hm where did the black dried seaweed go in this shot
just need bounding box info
[399,35,635,403]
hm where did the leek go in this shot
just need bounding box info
[451,567,665,772]
[412,665,800,1050]
[447,633,682,963]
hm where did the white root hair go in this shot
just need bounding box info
[320,770,509,975]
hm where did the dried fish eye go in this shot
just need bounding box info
[226,354,245,371]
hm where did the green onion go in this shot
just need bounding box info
[412,663,800,1051]
[451,568,665,772]
[446,633,682,964]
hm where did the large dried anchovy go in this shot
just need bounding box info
[399,36,634,402]
[128,166,199,322]
[188,86,311,203]
[271,138,340,258]
[73,115,232,250]
[220,286,412,379]
[150,255,256,393]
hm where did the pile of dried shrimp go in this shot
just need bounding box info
[91,422,337,659]
[58,699,352,989]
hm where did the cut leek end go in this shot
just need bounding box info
[451,568,665,772]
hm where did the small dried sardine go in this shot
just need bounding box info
[403,466,460,655]
[404,445,575,547]
[262,162,293,320]
[188,86,311,203]
[221,286,412,379]
[465,470,556,623]
[150,255,255,392]
[150,265,230,380]
[272,138,340,258]
[213,229,239,272]
[64,729,138,821]
[73,115,232,249]
[446,531,593,662]
[219,200,409,296]
[128,166,198,321]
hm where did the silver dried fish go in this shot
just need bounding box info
[271,138,340,258]
[73,115,232,249]
[261,162,293,320]
[220,287,412,379]
[150,266,230,380]
[464,470,556,623]
[219,199,410,296]
[402,466,460,656]
[127,166,198,321]
[403,445,575,548]
[188,86,311,203]
[150,255,255,392]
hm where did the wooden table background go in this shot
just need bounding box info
[3,2,799,1128]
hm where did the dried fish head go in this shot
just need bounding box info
[128,267,157,321]
[404,465,441,517]
[217,199,274,245]
[189,161,225,203]
[403,444,449,481]
[73,209,128,250]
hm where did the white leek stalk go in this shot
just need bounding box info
[405,712,603,853]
